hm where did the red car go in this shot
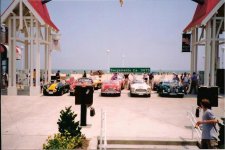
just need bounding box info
[69,77,93,96]
[111,73,125,90]
[101,80,121,96]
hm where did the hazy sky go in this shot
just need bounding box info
[2,0,203,71]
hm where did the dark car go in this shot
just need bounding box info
[157,80,185,98]
[43,81,70,96]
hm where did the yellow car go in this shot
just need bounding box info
[92,76,102,90]
[43,81,69,96]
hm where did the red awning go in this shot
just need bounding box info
[28,0,59,31]
[183,0,220,33]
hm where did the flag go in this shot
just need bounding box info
[51,33,61,51]
[119,0,124,7]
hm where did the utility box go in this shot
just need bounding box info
[75,85,94,105]
[197,86,218,107]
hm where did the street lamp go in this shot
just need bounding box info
[106,49,110,73]
[122,54,125,67]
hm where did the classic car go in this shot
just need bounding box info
[101,80,121,96]
[91,76,102,90]
[43,81,70,96]
[157,80,185,98]
[69,77,93,96]
[130,79,151,97]
[111,73,125,90]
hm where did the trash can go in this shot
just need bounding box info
[197,86,218,107]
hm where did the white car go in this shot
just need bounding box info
[130,79,151,97]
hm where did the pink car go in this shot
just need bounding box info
[101,80,121,96]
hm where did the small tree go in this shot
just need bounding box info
[57,106,81,137]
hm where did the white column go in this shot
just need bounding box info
[8,18,12,87]
[8,16,17,95]
[190,30,195,74]
[210,16,216,86]
[222,47,225,69]
[44,26,49,83]
[48,32,52,82]
[204,21,211,86]
[29,14,35,95]
[35,20,40,93]
[194,29,198,73]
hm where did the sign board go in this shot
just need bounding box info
[110,68,150,73]
[182,33,191,52]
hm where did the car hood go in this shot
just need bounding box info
[48,83,58,90]
[131,83,149,89]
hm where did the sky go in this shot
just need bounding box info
[1,0,208,71]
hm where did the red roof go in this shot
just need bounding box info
[28,0,59,31]
[183,0,220,32]
[1,0,58,31]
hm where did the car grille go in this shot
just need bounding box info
[136,89,147,92]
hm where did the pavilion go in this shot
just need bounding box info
[1,0,60,95]
[184,0,225,87]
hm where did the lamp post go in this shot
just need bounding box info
[106,49,110,73]
[122,54,125,67]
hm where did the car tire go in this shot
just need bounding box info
[130,93,134,97]
[178,94,184,98]
[118,93,121,97]
[101,93,105,96]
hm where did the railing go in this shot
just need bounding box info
[100,109,107,150]
[187,108,202,142]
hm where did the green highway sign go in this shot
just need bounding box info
[110,68,150,73]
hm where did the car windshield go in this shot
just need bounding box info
[133,80,145,84]
[78,78,93,84]
[162,80,178,86]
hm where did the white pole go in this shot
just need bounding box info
[19,0,23,30]
[210,16,216,86]
[12,15,16,88]
[190,29,195,74]
[48,32,52,82]
[222,47,225,69]
[106,49,110,73]
[30,14,34,88]
[44,26,48,83]
[36,20,40,88]
[194,29,198,73]
[122,54,125,67]
[8,18,12,87]
[204,21,211,87]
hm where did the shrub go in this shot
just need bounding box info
[57,106,82,137]
[43,131,86,149]
[43,106,88,149]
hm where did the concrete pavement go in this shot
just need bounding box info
[1,90,224,149]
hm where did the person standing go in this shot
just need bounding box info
[56,70,60,81]
[196,99,219,149]
[83,70,87,78]
[189,72,198,94]
[182,72,189,94]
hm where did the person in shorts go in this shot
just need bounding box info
[195,99,219,149]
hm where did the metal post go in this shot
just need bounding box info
[80,103,87,126]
